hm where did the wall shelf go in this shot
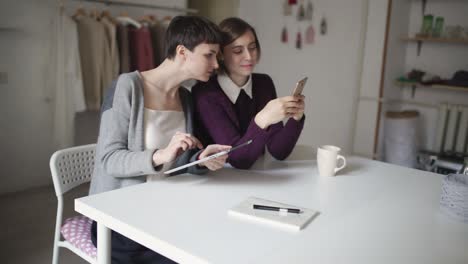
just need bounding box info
[401,36,468,55]
[395,80,468,97]
[402,36,468,45]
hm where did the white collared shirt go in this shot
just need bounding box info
[217,73,253,104]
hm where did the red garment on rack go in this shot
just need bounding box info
[129,26,155,71]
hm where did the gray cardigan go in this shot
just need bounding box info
[89,71,206,195]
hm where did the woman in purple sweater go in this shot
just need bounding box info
[192,17,305,169]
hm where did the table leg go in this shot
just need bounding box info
[97,222,111,264]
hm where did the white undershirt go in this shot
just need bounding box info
[144,108,185,181]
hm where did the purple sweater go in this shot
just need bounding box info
[192,73,304,169]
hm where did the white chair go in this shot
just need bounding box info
[50,144,97,264]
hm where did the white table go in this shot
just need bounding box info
[75,157,468,264]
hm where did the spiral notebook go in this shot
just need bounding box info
[228,197,318,231]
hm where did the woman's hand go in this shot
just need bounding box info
[152,132,203,166]
[254,95,305,129]
[291,95,305,121]
[198,144,231,171]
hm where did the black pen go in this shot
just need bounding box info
[253,204,302,214]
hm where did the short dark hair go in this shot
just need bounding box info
[218,17,261,74]
[165,16,223,59]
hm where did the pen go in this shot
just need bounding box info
[253,204,302,214]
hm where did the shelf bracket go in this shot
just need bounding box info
[416,40,422,56]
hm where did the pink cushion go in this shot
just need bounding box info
[60,215,97,259]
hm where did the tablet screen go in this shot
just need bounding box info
[164,139,253,175]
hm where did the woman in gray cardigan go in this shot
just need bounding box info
[89,16,229,264]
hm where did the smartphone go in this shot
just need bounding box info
[292,77,308,96]
[164,139,253,175]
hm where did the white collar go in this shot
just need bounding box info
[217,73,252,104]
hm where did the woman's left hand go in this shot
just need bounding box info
[199,144,231,171]
[292,95,305,121]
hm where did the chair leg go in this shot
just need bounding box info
[52,242,60,264]
[52,201,63,264]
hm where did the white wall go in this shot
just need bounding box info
[0,0,56,195]
[239,0,368,154]
[353,0,389,158]
[0,0,187,195]
[189,0,239,24]
[375,0,411,159]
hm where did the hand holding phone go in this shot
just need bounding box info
[292,77,308,96]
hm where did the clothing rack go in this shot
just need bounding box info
[71,0,198,14]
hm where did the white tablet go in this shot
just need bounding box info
[164,139,253,175]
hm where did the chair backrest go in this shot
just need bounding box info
[50,144,96,196]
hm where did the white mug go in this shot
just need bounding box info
[317,145,346,177]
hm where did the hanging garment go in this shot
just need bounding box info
[47,8,86,148]
[74,14,113,110]
[116,24,130,73]
[150,21,169,66]
[100,16,120,79]
[129,26,155,71]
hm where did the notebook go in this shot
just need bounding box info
[228,197,318,231]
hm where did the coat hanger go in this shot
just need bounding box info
[116,15,142,29]
[144,15,159,25]
[100,9,116,24]
[161,16,172,25]
[138,15,154,25]
[101,10,111,18]
[73,6,87,19]
[89,6,99,19]
[72,0,87,19]
[148,15,157,23]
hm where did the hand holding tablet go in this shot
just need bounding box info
[164,140,253,174]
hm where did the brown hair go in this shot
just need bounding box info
[218,17,261,74]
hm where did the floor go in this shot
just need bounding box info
[0,183,90,264]
[0,111,99,263]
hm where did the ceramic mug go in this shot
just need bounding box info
[317,145,346,177]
